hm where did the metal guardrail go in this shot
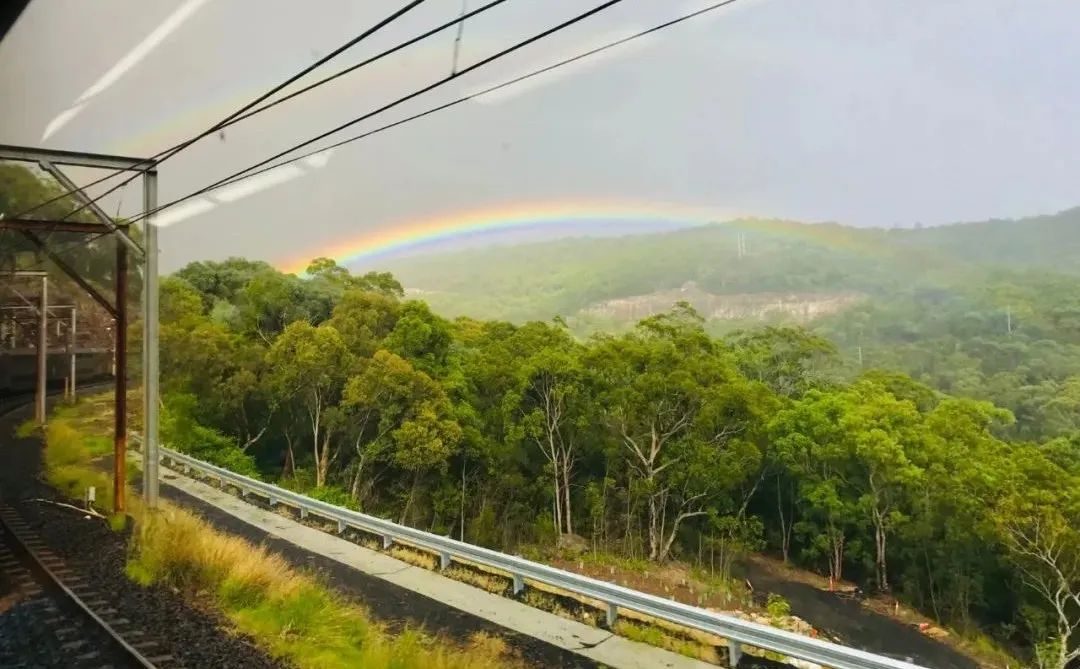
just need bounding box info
[157,446,926,669]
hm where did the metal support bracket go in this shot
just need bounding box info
[37,161,144,257]
[16,231,117,318]
[727,640,742,668]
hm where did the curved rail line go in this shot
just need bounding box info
[0,504,175,668]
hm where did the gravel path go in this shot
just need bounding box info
[0,401,286,669]
[737,560,978,669]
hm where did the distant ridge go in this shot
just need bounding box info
[371,208,1080,323]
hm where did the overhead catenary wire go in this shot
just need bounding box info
[56,0,525,225]
[17,0,742,273]
[53,0,433,223]
[225,0,509,135]
[129,0,741,227]
[127,0,631,226]
[8,0,434,221]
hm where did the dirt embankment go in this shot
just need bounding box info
[579,282,864,324]
[736,557,983,669]
[548,550,987,669]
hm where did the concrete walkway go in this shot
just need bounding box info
[155,467,716,669]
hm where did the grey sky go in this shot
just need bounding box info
[1,0,1077,272]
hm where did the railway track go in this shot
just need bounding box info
[0,504,178,669]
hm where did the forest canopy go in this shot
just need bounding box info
[158,255,1079,669]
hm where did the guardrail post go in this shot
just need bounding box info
[139,449,931,669]
[727,639,742,668]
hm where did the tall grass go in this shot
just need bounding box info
[127,504,521,669]
[44,394,522,669]
[43,417,113,510]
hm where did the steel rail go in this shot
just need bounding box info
[0,506,160,668]
[158,447,927,669]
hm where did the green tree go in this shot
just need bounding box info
[999,494,1080,669]
[327,289,400,356]
[590,307,769,562]
[385,301,452,377]
[504,323,586,537]
[341,350,456,510]
[266,322,354,487]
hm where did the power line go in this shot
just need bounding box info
[56,0,433,223]
[23,0,743,271]
[59,0,523,225]
[132,0,741,227]
[225,0,509,135]
[128,0,630,226]
[9,0,432,221]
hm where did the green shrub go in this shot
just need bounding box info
[306,484,360,510]
[161,394,260,478]
[766,593,791,620]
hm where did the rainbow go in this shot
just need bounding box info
[279,200,740,273]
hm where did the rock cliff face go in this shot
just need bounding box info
[579,282,864,323]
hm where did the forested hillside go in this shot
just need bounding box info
[380,209,1080,323]
[4,164,1077,668]
[158,256,1079,669]
[381,209,1080,443]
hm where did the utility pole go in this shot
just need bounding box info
[142,171,160,507]
[69,306,77,401]
[1006,304,1012,336]
[35,275,47,423]
[1,144,155,515]
[114,242,127,513]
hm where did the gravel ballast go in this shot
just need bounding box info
[0,402,285,669]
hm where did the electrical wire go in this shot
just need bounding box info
[21,0,743,269]
[131,0,739,226]
[9,0,433,221]
[128,0,630,226]
[57,0,524,224]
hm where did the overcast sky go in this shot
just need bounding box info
[1,0,1078,272]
